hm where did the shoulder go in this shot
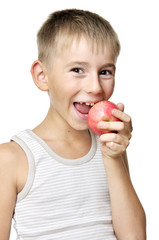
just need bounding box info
[0,141,25,166]
[0,141,20,167]
[0,141,28,193]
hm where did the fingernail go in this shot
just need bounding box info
[98,122,104,128]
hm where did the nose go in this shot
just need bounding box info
[84,73,103,95]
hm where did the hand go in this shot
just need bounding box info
[98,103,133,159]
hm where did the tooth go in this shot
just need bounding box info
[90,103,95,106]
[85,103,90,106]
[79,102,83,104]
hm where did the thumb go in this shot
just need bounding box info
[117,102,125,112]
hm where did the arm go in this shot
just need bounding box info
[0,141,28,240]
[98,104,146,240]
[0,143,17,240]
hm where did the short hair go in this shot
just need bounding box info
[37,9,120,66]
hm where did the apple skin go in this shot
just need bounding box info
[88,100,120,135]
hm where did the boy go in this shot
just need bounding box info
[0,9,146,240]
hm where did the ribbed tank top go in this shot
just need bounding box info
[11,129,117,240]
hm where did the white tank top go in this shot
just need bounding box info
[11,129,117,240]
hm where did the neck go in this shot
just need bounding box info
[33,106,90,142]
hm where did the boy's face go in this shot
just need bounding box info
[46,36,116,131]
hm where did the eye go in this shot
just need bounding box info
[71,68,83,74]
[100,70,112,75]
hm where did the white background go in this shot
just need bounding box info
[0,0,158,239]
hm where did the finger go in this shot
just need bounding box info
[106,141,126,153]
[100,132,130,147]
[98,121,125,132]
[98,120,132,140]
[116,102,124,112]
[101,142,126,158]
[112,109,132,126]
[121,130,132,141]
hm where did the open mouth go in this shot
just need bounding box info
[73,102,96,119]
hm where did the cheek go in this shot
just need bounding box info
[47,81,63,108]
[101,80,115,100]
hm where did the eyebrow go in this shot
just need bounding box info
[66,61,88,68]
[101,63,116,71]
[66,61,116,70]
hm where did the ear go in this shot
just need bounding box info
[30,60,49,91]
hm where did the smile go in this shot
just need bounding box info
[73,102,97,120]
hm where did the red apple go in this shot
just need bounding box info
[88,100,120,135]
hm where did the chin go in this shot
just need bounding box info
[71,121,89,132]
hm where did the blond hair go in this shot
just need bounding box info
[37,9,120,66]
